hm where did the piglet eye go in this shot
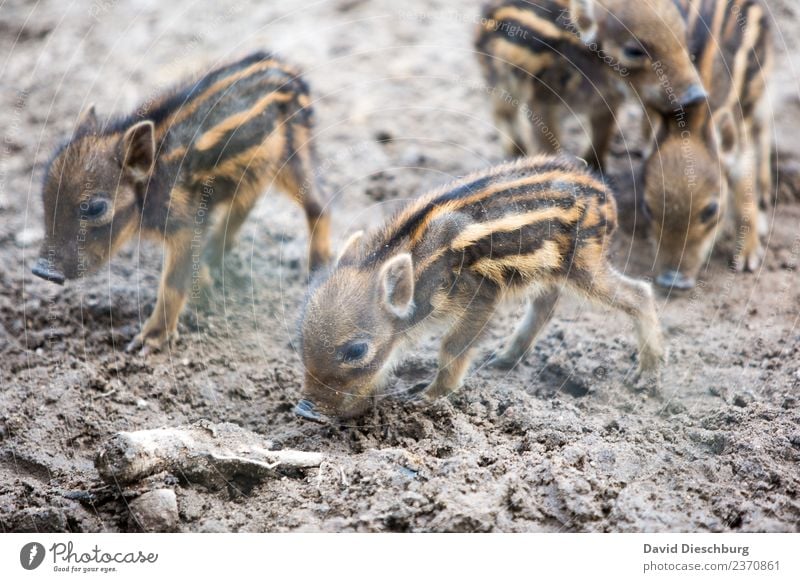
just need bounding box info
[338,341,368,363]
[699,200,719,223]
[83,198,109,220]
[623,42,647,60]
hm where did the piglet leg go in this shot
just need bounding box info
[126,229,194,355]
[490,287,560,370]
[568,265,665,392]
[420,295,498,401]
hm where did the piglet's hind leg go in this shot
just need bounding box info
[490,287,560,370]
[567,265,665,392]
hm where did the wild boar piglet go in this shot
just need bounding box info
[33,51,331,354]
[644,0,773,290]
[299,156,665,420]
[475,0,706,168]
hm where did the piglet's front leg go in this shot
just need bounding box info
[731,149,765,273]
[126,229,194,355]
[418,296,497,402]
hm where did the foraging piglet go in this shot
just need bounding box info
[475,0,706,169]
[298,157,664,420]
[33,51,331,353]
[643,0,773,290]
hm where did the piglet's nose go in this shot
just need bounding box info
[679,84,708,107]
[294,399,326,423]
[32,258,65,285]
[655,269,695,291]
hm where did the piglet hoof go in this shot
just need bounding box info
[406,382,446,406]
[405,382,432,405]
[414,376,460,404]
[125,335,144,354]
[629,368,662,396]
[125,330,175,356]
[293,400,328,424]
[745,245,765,272]
[487,352,523,370]
[732,244,764,273]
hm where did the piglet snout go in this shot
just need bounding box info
[655,269,695,291]
[679,83,708,108]
[32,258,65,285]
[294,399,327,423]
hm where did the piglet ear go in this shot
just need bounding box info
[76,104,98,132]
[380,253,415,319]
[570,0,597,44]
[120,120,156,182]
[335,230,364,267]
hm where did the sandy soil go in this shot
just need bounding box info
[1,0,799,532]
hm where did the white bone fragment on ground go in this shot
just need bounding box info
[95,419,324,485]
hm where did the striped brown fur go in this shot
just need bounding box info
[33,51,332,354]
[299,157,664,419]
[475,0,705,169]
[644,0,773,290]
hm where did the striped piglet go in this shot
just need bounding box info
[33,51,331,354]
[299,157,664,420]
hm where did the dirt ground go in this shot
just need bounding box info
[1,0,799,533]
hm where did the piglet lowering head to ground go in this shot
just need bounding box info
[297,156,665,421]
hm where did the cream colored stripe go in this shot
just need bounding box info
[698,0,727,86]
[159,58,281,136]
[194,91,292,152]
[493,6,572,42]
[451,204,582,251]
[723,3,764,110]
[471,240,562,283]
[405,170,577,243]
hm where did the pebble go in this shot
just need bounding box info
[128,489,179,532]
[15,227,42,248]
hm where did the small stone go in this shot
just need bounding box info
[128,489,179,532]
[197,518,228,533]
[400,146,427,167]
[375,130,393,144]
[16,228,43,248]
[136,399,149,409]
